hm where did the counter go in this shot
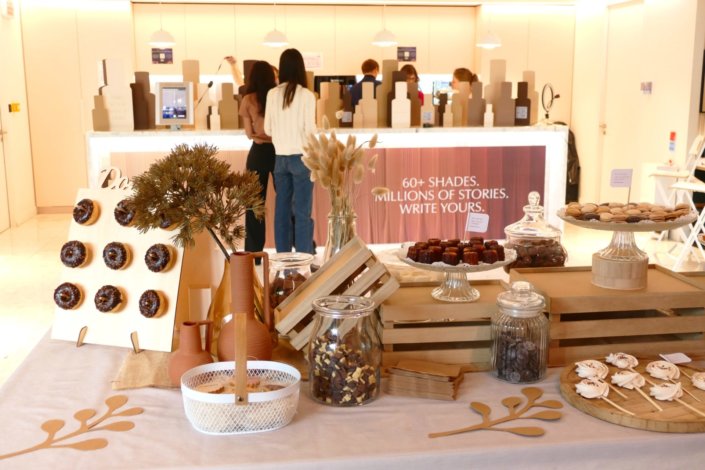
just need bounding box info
[86,125,568,243]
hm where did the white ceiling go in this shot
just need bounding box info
[130,1,575,6]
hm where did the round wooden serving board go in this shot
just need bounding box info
[559,359,705,433]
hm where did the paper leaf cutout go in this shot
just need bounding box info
[0,395,143,461]
[56,438,109,451]
[497,426,545,437]
[429,387,563,439]
[470,402,491,422]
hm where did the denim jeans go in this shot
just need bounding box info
[273,154,314,254]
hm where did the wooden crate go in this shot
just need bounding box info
[379,281,504,371]
[274,236,399,350]
[510,265,705,367]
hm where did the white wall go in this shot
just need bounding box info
[0,3,36,225]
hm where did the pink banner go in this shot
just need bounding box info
[312,146,546,244]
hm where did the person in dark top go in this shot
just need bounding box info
[350,58,381,108]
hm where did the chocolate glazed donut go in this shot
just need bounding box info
[103,242,130,270]
[139,289,165,318]
[113,199,136,227]
[73,199,99,225]
[60,240,88,268]
[94,285,123,312]
[54,282,82,310]
[144,244,172,273]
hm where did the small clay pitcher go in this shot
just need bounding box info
[168,320,214,387]
[217,251,274,361]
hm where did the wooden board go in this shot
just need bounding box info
[560,358,705,433]
[511,266,705,366]
[51,188,185,352]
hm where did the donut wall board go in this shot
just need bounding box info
[51,188,185,352]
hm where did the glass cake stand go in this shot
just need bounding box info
[557,210,697,289]
[397,245,517,303]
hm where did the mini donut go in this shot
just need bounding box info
[144,243,173,273]
[94,285,123,313]
[60,240,88,268]
[54,282,83,310]
[72,199,100,225]
[114,199,136,227]
[138,290,166,318]
[103,242,131,270]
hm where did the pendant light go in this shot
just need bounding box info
[149,1,175,48]
[476,7,501,50]
[263,2,289,48]
[372,5,397,48]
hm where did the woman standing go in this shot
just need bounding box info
[264,48,316,254]
[239,61,277,254]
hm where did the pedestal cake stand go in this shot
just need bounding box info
[558,211,697,290]
[397,245,516,303]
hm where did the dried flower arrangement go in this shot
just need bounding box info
[302,118,389,259]
[127,143,265,262]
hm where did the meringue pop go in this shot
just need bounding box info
[692,372,705,391]
[646,361,680,380]
[611,371,645,389]
[606,352,638,369]
[575,360,609,379]
[649,382,683,401]
[576,378,609,399]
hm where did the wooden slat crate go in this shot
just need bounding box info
[379,281,505,371]
[510,265,705,367]
[274,236,399,350]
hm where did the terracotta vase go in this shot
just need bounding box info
[217,251,274,361]
[168,320,213,387]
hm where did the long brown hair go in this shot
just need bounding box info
[244,61,276,116]
[278,48,308,109]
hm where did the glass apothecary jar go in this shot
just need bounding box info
[308,296,381,406]
[504,191,567,272]
[269,252,314,310]
[491,281,548,384]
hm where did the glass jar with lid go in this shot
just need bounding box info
[504,191,567,272]
[308,295,381,406]
[491,281,548,383]
[269,252,314,311]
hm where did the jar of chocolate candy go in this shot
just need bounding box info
[308,296,381,406]
[504,191,567,272]
[491,281,548,384]
[269,252,314,310]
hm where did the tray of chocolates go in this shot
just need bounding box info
[397,237,516,274]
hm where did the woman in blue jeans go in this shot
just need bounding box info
[264,48,317,254]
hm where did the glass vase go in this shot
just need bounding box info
[323,212,357,263]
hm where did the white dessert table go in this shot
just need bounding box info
[0,333,703,469]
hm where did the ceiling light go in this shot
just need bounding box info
[476,30,501,49]
[372,4,397,47]
[262,28,289,47]
[149,2,175,47]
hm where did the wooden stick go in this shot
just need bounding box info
[679,368,693,379]
[672,380,702,402]
[602,396,635,416]
[675,398,705,419]
[608,383,629,400]
[634,386,663,412]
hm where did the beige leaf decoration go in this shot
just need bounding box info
[523,410,563,421]
[74,409,97,422]
[497,426,545,437]
[105,395,129,410]
[535,400,563,409]
[116,407,144,417]
[95,421,135,432]
[41,420,65,435]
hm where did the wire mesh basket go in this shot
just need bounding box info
[181,360,301,435]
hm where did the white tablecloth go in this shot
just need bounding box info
[0,333,703,470]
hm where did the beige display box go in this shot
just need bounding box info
[510,265,705,367]
[379,281,504,371]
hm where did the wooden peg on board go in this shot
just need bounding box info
[494,82,516,127]
[130,331,141,354]
[76,326,88,348]
[467,82,486,126]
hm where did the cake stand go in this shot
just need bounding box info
[558,211,697,290]
[397,245,517,303]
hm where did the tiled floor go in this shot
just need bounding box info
[0,213,703,386]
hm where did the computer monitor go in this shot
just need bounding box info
[313,75,357,96]
[155,82,194,129]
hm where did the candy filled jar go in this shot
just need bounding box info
[491,281,548,384]
[269,252,314,310]
[308,295,381,406]
[504,191,567,272]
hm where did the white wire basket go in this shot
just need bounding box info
[181,360,301,435]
